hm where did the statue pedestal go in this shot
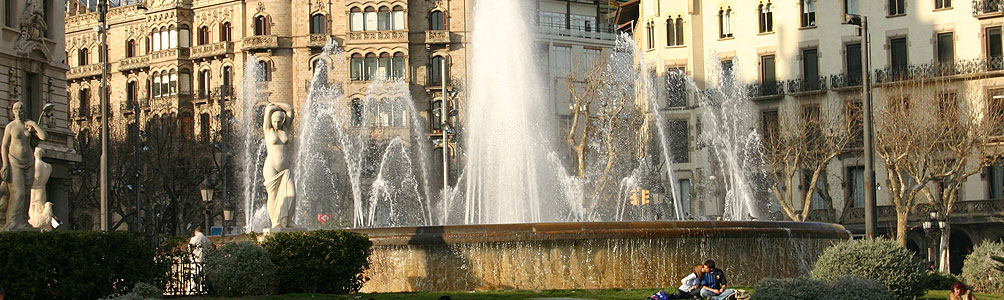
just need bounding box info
[6,227,40,232]
[262,227,306,234]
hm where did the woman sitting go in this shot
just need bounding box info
[949,281,978,300]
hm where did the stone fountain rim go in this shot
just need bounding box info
[349,220,850,246]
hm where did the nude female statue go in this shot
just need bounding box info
[29,147,53,230]
[263,102,295,229]
[2,102,47,230]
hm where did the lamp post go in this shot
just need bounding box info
[98,0,110,231]
[846,14,877,239]
[923,211,939,265]
[222,208,233,236]
[218,84,229,233]
[200,183,214,233]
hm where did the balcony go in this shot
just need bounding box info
[784,76,827,94]
[973,0,1003,18]
[747,81,785,99]
[875,57,1004,84]
[191,42,234,60]
[425,30,450,44]
[842,199,1004,225]
[345,31,407,45]
[67,64,103,80]
[118,56,149,72]
[71,107,90,120]
[307,34,330,48]
[149,48,191,63]
[829,73,863,90]
[538,22,618,41]
[243,35,279,51]
[119,102,137,115]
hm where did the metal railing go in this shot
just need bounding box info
[748,81,785,98]
[785,76,828,93]
[875,57,1004,83]
[829,72,863,89]
[537,22,618,41]
[973,0,1004,16]
[161,248,207,296]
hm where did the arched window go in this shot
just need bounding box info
[392,6,405,30]
[169,25,178,49]
[378,98,391,127]
[159,27,169,50]
[161,72,169,96]
[152,29,161,51]
[429,55,445,85]
[378,6,391,30]
[152,72,161,97]
[350,7,363,31]
[178,25,191,48]
[719,8,733,38]
[666,19,675,47]
[365,53,377,80]
[759,3,773,33]
[220,22,232,42]
[78,87,90,116]
[169,70,178,95]
[145,36,150,54]
[392,97,405,127]
[364,7,377,31]
[198,69,210,98]
[350,53,363,80]
[675,17,684,45]
[78,48,88,66]
[198,26,210,45]
[126,80,137,108]
[392,52,405,79]
[179,69,192,95]
[254,15,270,35]
[221,66,232,89]
[430,100,442,131]
[429,10,444,30]
[800,0,816,28]
[180,112,194,140]
[378,52,391,79]
[350,99,363,127]
[310,14,326,34]
[126,39,136,57]
[146,78,151,99]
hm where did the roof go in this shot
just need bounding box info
[613,0,639,33]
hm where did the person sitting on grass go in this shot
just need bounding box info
[648,264,704,300]
[949,281,978,300]
[699,259,735,300]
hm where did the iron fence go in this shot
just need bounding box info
[160,248,207,296]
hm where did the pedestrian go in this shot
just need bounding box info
[699,259,735,300]
[949,281,978,300]
[188,226,214,263]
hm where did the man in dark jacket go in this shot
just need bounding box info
[699,259,735,300]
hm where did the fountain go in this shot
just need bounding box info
[229,0,848,292]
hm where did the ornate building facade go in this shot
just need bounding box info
[1,0,80,226]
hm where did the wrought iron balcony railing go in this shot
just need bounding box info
[785,76,827,94]
[829,73,863,89]
[748,81,785,98]
[875,57,1004,83]
[974,0,1004,17]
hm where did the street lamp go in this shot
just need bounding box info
[200,182,214,233]
[923,211,940,266]
[845,13,877,239]
[222,208,233,236]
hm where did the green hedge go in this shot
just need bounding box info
[812,238,925,300]
[0,231,159,300]
[259,230,372,294]
[961,240,1004,294]
[204,241,277,296]
[752,276,894,300]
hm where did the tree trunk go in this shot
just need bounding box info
[897,210,909,246]
[938,223,952,273]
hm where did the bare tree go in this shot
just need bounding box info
[763,100,855,221]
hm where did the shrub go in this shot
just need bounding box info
[203,241,277,297]
[259,230,372,294]
[961,240,1004,295]
[751,277,827,300]
[923,272,957,290]
[811,238,925,299]
[100,282,162,300]
[752,276,892,300]
[0,231,157,300]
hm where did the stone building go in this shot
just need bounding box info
[620,0,1004,274]
[0,0,80,227]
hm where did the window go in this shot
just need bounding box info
[179,69,191,95]
[722,59,734,80]
[378,53,391,79]
[846,101,863,147]
[159,27,169,50]
[200,113,211,142]
[553,45,571,77]
[220,22,232,42]
[145,37,150,54]
[350,8,363,31]
[126,40,136,58]
[180,112,194,140]
[989,161,1004,199]
[311,14,326,34]
[801,0,816,27]
[803,105,822,147]
[845,0,859,15]
[78,88,90,116]
[938,92,958,124]
[169,70,178,94]
[364,7,377,31]
[350,53,363,80]
[429,10,444,30]
[888,0,905,15]
[126,81,136,108]
[198,69,210,98]
[3,0,12,27]
[222,66,232,88]
[431,100,442,131]
[718,8,733,38]
[78,48,88,66]
[392,6,405,30]
[98,45,107,63]
[846,43,862,84]
[153,72,161,97]
[675,18,684,45]
[429,56,445,85]
[365,53,377,80]
[805,171,828,210]
[392,52,405,79]
[937,32,954,65]
[848,166,865,208]
[152,29,161,51]
[988,27,1002,62]
[351,99,363,127]
[987,89,1004,132]
[377,7,391,30]
[803,48,819,89]
[761,110,779,144]
[890,37,908,75]
[198,26,209,45]
[678,179,691,218]
[583,48,601,72]
[666,68,686,107]
[646,21,654,49]
[169,25,178,49]
[254,15,269,35]
[761,55,776,85]
[258,61,271,81]
[667,17,684,46]
[669,120,689,163]
[759,3,773,33]
[935,0,951,9]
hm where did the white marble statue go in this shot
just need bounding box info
[263,102,295,229]
[28,147,53,230]
[2,102,47,231]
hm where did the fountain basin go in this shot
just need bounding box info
[351,221,849,292]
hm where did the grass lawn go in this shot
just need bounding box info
[183,288,1003,300]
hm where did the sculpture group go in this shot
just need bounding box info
[0,101,54,231]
